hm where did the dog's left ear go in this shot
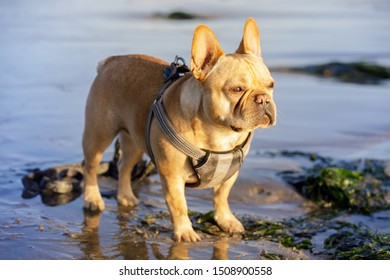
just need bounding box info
[236,18,261,56]
[191,25,225,81]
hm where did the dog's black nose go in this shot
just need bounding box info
[254,94,270,106]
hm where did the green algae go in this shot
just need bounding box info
[304,166,387,213]
[190,211,225,236]
[244,211,389,259]
[260,251,283,260]
[325,226,390,259]
[280,154,389,214]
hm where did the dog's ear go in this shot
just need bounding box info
[191,25,225,81]
[236,18,261,56]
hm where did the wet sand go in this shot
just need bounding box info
[0,0,389,259]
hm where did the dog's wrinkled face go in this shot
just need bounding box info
[202,54,276,132]
[191,18,276,132]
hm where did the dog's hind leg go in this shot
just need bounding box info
[116,131,143,207]
[82,124,117,212]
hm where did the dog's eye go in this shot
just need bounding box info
[268,82,275,89]
[231,87,244,93]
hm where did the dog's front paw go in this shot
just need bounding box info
[215,215,244,234]
[173,227,201,242]
[83,194,105,212]
[117,194,139,208]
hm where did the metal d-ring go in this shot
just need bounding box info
[174,55,187,67]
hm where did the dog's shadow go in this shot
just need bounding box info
[78,209,231,260]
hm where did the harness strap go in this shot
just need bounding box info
[145,81,173,165]
[153,99,206,161]
[146,56,193,165]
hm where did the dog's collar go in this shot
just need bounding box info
[145,56,252,188]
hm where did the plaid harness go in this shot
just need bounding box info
[146,56,252,188]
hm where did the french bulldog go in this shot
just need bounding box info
[82,17,276,242]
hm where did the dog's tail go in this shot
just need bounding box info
[96,56,119,73]
[96,60,106,73]
[96,58,111,73]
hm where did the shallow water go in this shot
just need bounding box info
[0,0,389,259]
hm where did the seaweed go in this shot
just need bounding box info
[190,210,316,250]
[166,11,197,20]
[303,166,387,213]
[244,211,389,259]
[243,217,315,250]
[190,211,225,236]
[280,154,390,214]
[153,11,200,20]
[260,251,284,260]
[21,167,83,206]
[272,61,390,84]
[21,139,156,206]
[279,150,331,163]
[325,226,390,259]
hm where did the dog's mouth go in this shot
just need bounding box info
[264,111,276,126]
[230,112,275,132]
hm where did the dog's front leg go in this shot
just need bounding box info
[213,172,245,234]
[161,176,201,242]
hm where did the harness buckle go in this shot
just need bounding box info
[164,55,190,81]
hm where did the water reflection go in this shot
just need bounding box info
[78,209,232,260]
[211,238,230,260]
[79,211,104,259]
[151,239,230,260]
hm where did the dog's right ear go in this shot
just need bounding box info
[191,25,225,81]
